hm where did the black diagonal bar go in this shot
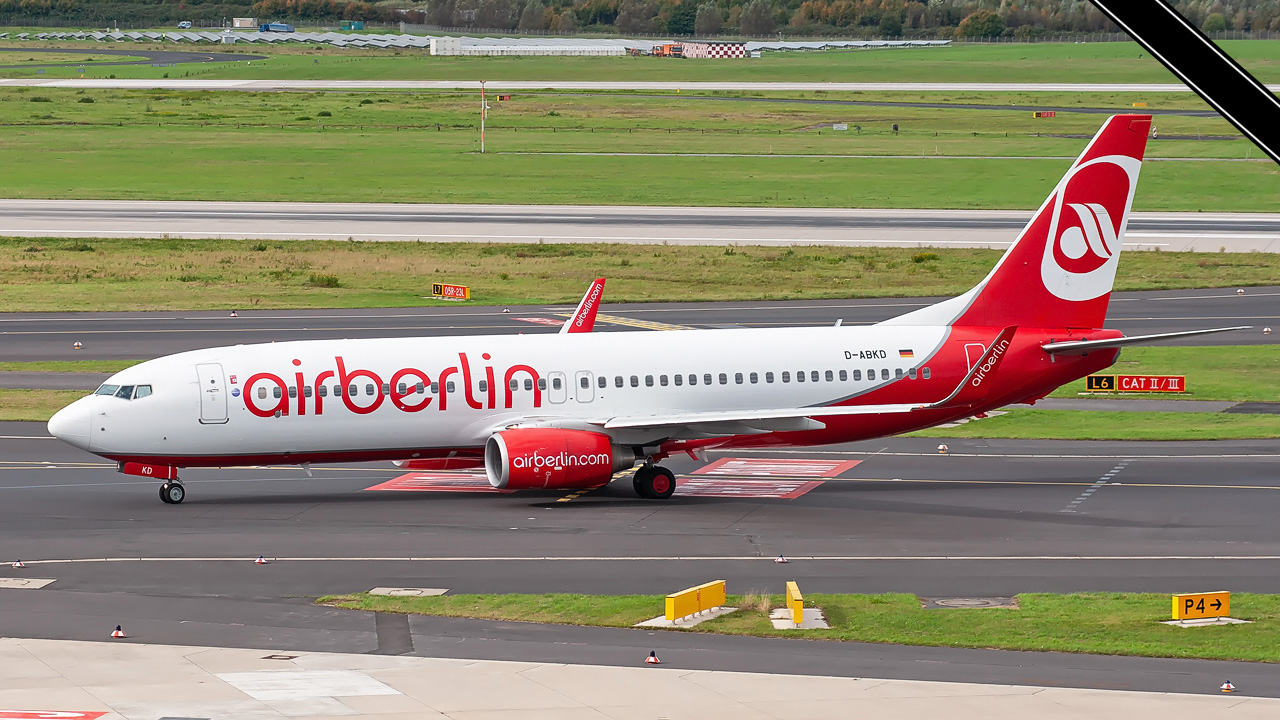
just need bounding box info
[1090,0,1280,165]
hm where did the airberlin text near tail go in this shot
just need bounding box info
[46,115,1243,504]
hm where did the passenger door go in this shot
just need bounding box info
[196,363,229,424]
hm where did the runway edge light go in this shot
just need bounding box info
[645,651,661,665]
[1221,681,1235,693]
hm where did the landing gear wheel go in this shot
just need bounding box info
[160,482,185,505]
[633,466,676,500]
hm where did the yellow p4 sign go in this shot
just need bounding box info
[1172,591,1230,620]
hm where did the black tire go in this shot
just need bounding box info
[164,483,186,504]
[634,466,676,500]
[159,483,173,504]
[632,466,655,498]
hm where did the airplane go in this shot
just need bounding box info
[47,114,1245,505]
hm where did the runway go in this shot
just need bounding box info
[4,200,1280,252]
[0,286,1271,362]
[3,424,1280,694]
[6,78,1280,93]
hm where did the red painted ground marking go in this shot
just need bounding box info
[515,317,565,326]
[365,473,514,494]
[675,477,824,499]
[692,458,862,478]
[0,707,108,712]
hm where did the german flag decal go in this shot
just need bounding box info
[899,349,914,358]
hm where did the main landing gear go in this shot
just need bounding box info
[159,481,186,504]
[632,464,676,500]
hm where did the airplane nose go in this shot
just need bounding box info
[48,399,91,450]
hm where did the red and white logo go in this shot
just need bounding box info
[1040,154,1141,302]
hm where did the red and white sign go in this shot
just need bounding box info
[0,707,108,712]
[516,317,565,326]
[674,477,823,499]
[1118,374,1185,392]
[366,473,513,493]
[118,462,178,480]
[693,458,861,478]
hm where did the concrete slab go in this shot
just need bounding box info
[635,606,737,628]
[769,608,830,630]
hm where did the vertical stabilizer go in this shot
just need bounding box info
[884,114,1151,329]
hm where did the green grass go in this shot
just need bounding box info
[912,409,1280,440]
[1052,345,1280,402]
[5,40,1279,84]
[0,87,1273,209]
[0,388,86,421]
[5,238,1280,312]
[320,591,1280,663]
[0,51,147,64]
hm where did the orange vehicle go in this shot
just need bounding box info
[653,43,684,57]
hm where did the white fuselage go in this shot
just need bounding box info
[52,325,951,463]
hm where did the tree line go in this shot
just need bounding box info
[4,0,1280,37]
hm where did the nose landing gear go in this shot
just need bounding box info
[632,464,676,500]
[159,481,186,504]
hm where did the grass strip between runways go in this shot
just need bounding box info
[319,592,1280,663]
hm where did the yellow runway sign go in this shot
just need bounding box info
[1172,591,1230,620]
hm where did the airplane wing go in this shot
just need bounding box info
[560,277,606,334]
[1041,326,1248,354]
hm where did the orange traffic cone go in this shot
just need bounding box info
[255,555,267,565]
[1221,681,1235,693]
[774,555,788,564]
[645,651,660,665]
[11,560,24,568]
[111,625,126,639]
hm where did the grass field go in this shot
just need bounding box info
[1051,345,1280,402]
[321,591,1280,662]
[3,40,1279,84]
[0,388,85,421]
[5,238,1280,312]
[0,51,147,64]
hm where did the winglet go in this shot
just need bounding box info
[924,325,1018,410]
[561,278,606,334]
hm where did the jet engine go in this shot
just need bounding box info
[485,428,635,490]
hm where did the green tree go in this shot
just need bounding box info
[739,0,774,35]
[518,0,547,30]
[1202,12,1227,32]
[667,1,697,34]
[879,12,903,37]
[694,2,722,35]
[957,9,1005,37]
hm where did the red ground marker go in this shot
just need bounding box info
[674,477,824,499]
[692,458,861,478]
[515,317,565,326]
[0,713,109,720]
[365,473,514,494]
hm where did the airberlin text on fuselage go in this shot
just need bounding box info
[242,353,541,418]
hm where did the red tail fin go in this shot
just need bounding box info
[886,115,1151,330]
[561,278,606,334]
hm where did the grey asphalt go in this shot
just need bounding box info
[0,371,107,389]
[3,200,1279,251]
[0,46,267,70]
[2,423,1280,694]
[0,285,1271,362]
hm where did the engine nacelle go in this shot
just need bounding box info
[485,428,635,490]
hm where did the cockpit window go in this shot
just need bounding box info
[95,384,120,396]
[115,385,135,399]
[134,385,152,399]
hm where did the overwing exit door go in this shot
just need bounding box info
[196,363,229,424]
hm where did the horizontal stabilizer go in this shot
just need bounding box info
[1041,326,1249,354]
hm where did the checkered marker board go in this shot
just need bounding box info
[365,473,513,493]
[693,458,862,478]
[674,478,823,499]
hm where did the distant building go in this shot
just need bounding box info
[681,41,746,59]
[232,17,256,29]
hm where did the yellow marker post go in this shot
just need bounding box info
[1172,591,1230,620]
[1133,102,1148,107]
[664,580,726,621]
[786,581,803,625]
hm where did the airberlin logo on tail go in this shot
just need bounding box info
[1040,154,1141,302]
